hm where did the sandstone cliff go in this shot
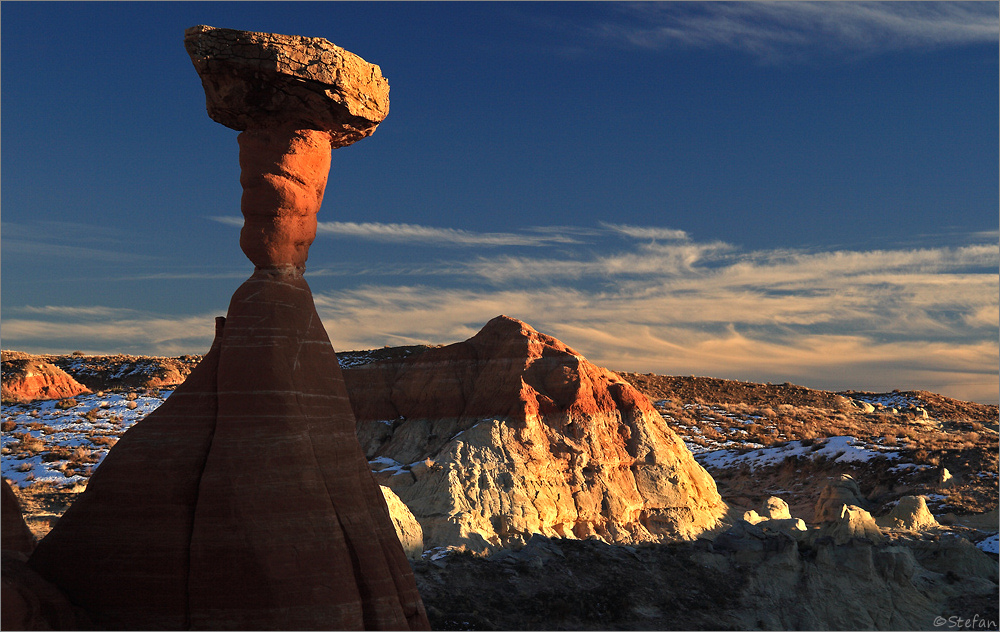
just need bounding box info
[343,315,727,553]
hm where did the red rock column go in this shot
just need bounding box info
[27,25,428,631]
[238,127,331,271]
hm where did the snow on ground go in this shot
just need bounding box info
[1,391,170,486]
[656,401,779,453]
[695,435,901,471]
[976,533,999,555]
[336,351,380,368]
[849,392,924,410]
[60,357,165,381]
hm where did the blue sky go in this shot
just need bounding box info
[2,2,998,403]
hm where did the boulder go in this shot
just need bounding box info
[344,315,727,553]
[184,25,389,147]
[876,496,939,531]
[814,505,884,545]
[814,474,871,522]
[744,496,792,524]
[0,359,90,403]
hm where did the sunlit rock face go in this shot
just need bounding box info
[1,359,90,403]
[345,315,729,553]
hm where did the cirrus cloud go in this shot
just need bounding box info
[593,2,999,62]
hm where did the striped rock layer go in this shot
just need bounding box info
[28,272,429,630]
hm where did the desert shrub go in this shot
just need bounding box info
[17,461,33,472]
[84,408,101,422]
[126,401,138,410]
[55,398,78,410]
[41,448,71,462]
[1,420,16,432]
[68,446,97,465]
[125,392,138,401]
[13,433,45,454]
[71,350,85,356]
[883,434,897,446]
[89,436,117,447]
[700,426,722,440]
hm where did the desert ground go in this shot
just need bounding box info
[3,336,997,630]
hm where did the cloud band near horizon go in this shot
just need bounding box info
[4,221,996,404]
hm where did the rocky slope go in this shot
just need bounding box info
[0,358,90,404]
[413,530,997,631]
[341,315,728,553]
[2,350,200,399]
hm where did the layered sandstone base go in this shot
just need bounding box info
[29,271,428,630]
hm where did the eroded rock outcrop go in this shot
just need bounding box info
[344,315,728,553]
[0,359,90,403]
[28,26,428,631]
[742,496,806,534]
[814,473,872,522]
[876,495,940,531]
[382,486,424,561]
[815,504,885,545]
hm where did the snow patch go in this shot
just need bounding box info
[696,435,900,471]
[976,534,999,555]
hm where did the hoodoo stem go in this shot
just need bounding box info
[237,127,332,271]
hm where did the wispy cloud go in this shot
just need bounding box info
[601,223,690,241]
[207,216,583,247]
[2,221,152,262]
[308,234,998,402]
[1,307,217,357]
[595,2,999,62]
[312,276,997,403]
[6,222,996,403]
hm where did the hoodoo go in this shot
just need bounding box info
[345,315,728,553]
[28,26,428,630]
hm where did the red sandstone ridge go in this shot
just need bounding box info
[343,315,728,553]
[0,358,90,403]
[26,26,426,631]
